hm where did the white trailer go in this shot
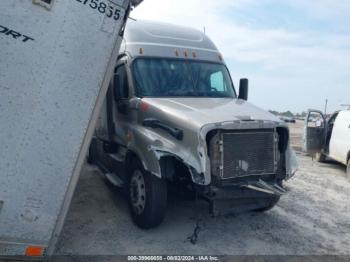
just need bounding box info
[0,0,142,259]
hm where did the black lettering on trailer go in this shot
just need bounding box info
[6,30,21,40]
[22,35,35,43]
[76,0,123,21]
[0,25,8,33]
[0,24,35,43]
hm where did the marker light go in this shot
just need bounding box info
[139,101,149,112]
[25,246,44,257]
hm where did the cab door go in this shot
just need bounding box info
[302,110,326,153]
[112,63,132,146]
[329,111,350,164]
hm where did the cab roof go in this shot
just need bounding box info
[120,20,224,63]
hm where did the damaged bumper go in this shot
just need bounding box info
[196,179,287,216]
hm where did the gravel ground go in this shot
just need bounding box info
[55,123,350,256]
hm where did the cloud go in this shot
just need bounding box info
[285,0,350,22]
[131,0,350,112]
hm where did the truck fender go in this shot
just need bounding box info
[126,126,206,184]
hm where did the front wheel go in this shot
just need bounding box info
[346,160,350,181]
[128,159,167,229]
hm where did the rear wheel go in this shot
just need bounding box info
[128,159,167,229]
[346,160,350,181]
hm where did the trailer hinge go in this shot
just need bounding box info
[33,0,54,10]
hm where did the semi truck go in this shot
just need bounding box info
[0,0,142,259]
[89,20,298,229]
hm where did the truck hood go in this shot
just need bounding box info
[142,97,281,128]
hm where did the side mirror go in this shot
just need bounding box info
[238,78,249,101]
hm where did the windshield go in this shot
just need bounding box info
[132,58,236,98]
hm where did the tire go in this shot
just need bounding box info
[128,158,167,229]
[315,152,326,163]
[347,160,350,181]
[254,196,280,212]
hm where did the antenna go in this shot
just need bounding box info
[340,104,350,110]
[203,26,206,35]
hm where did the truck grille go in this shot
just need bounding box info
[221,131,276,179]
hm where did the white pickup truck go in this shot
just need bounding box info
[303,109,350,179]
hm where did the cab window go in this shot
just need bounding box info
[210,71,226,92]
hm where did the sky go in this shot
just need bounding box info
[131,0,350,114]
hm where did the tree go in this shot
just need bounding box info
[281,111,294,118]
[269,110,279,116]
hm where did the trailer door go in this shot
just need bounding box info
[0,0,138,258]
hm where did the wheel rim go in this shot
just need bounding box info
[130,170,146,215]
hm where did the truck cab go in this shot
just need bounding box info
[303,109,350,179]
[89,20,298,228]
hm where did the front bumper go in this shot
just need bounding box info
[195,179,286,216]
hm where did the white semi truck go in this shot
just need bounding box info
[0,0,142,259]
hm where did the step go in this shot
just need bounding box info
[105,173,124,187]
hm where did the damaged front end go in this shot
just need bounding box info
[204,121,297,184]
[130,98,298,215]
[194,120,297,215]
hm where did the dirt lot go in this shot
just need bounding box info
[55,122,350,256]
